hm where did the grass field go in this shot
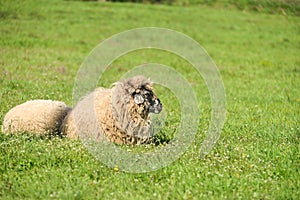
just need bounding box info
[1,0,299,199]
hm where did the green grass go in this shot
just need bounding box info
[1,0,299,199]
[108,0,300,16]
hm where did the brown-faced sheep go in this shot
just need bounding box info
[61,76,162,145]
[2,100,71,136]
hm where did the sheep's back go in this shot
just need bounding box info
[61,87,112,140]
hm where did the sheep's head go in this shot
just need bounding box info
[112,75,162,141]
[131,81,162,116]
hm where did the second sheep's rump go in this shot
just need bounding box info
[2,100,70,136]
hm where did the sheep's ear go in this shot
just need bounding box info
[134,94,144,104]
[144,84,153,91]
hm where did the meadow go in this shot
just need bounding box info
[0,0,299,199]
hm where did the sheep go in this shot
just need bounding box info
[2,100,71,136]
[2,76,163,145]
[61,75,163,145]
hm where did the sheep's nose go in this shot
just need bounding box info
[150,99,162,114]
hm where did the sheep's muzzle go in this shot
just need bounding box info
[149,98,162,114]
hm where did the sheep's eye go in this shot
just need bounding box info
[142,90,151,97]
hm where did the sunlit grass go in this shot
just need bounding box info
[0,0,299,199]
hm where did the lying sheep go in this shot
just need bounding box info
[61,75,163,145]
[2,100,71,136]
[2,76,162,145]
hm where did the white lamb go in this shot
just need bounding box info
[2,100,70,136]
